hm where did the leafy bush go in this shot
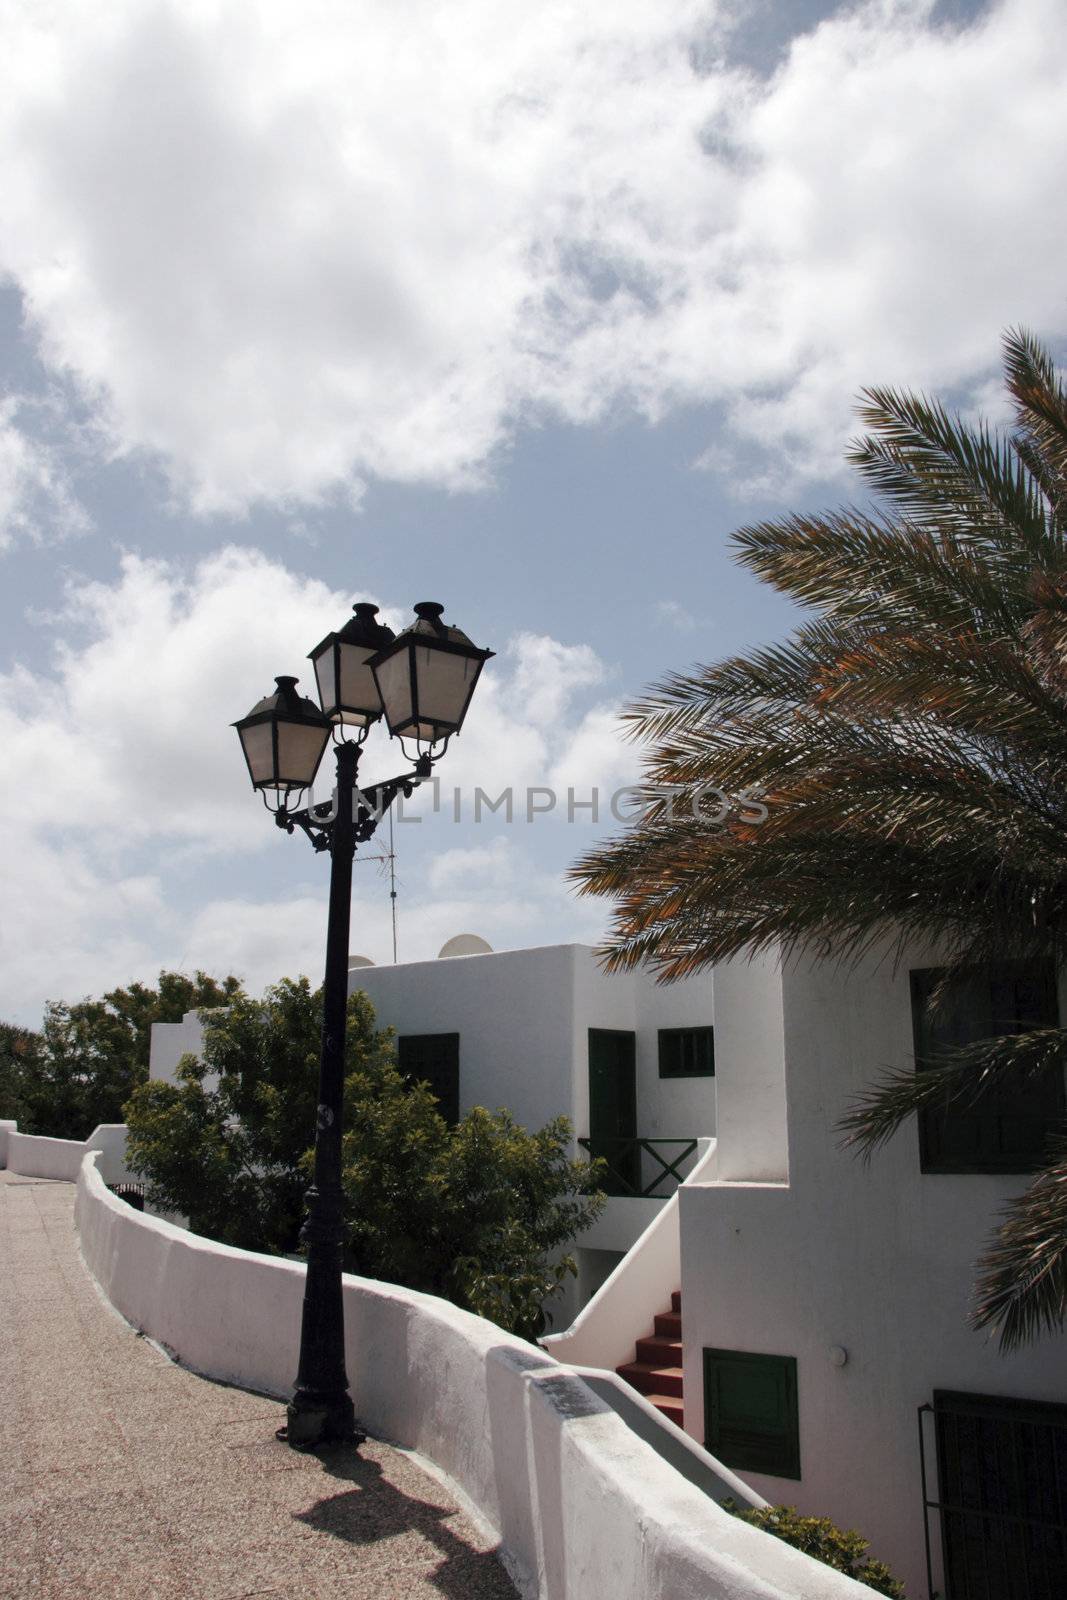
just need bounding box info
[730,1504,905,1597]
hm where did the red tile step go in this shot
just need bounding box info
[616,1290,684,1428]
[617,1360,684,1398]
[636,1334,682,1366]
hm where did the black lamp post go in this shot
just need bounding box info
[234,601,493,1450]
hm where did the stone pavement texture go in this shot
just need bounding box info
[0,1172,519,1600]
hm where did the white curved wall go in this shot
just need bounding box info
[0,1119,16,1167]
[74,1151,868,1600]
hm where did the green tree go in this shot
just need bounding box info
[342,1052,604,1336]
[124,976,367,1252]
[0,970,243,1139]
[125,980,605,1335]
[571,329,1067,1349]
[0,1022,42,1128]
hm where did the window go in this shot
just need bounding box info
[658,1026,715,1079]
[925,1390,1067,1598]
[911,962,1062,1174]
[397,1033,460,1125]
[703,1348,800,1479]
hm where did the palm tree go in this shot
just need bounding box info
[571,329,1067,1349]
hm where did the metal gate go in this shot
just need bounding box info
[919,1391,1067,1599]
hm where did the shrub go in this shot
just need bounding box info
[730,1503,905,1597]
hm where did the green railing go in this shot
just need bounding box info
[578,1136,699,1199]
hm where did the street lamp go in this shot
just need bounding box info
[234,600,493,1450]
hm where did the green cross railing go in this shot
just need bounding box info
[578,1136,699,1199]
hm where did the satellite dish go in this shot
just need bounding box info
[347,954,376,969]
[438,933,493,959]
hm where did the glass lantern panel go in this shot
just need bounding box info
[275,720,330,787]
[374,648,413,730]
[337,644,382,726]
[239,722,277,787]
[414,646,477,729]
[312,646,336,717]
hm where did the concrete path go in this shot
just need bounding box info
[0,1173,519,1600]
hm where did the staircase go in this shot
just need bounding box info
[616,1290,683,1428]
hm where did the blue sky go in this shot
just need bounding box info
[1,0,1063,1025]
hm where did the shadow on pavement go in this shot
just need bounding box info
[294,1447,518,1600]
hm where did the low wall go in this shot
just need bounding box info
[7,1124,135,1185]
[0,1120,15,1167]
[74,1151,866,1600]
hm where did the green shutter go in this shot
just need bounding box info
[658,1026,715,1078]
[397,1033,460,1125]
[911,962,1062,1174]
[703,1349,800,1479]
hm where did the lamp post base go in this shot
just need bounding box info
[280,1390,363,1451]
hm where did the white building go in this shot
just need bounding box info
[150,936,1067,1596]
[350,940,717,1325]
[551,943,1067,1599]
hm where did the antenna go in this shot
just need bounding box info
[355,807,399,963]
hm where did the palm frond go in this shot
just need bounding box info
[838,1028,1067,1158]
[973,1141,1067,1350]
[848,385,1052,560]
[1003,326,1067,510]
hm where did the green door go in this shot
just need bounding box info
[588,1029,638,1195]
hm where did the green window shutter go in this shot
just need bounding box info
[703,1349,800,1479]
[911,961,1062,1174]
[658,1026,715,1078]
[397,1033,460,1125]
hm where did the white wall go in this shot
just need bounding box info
[710,952,787,1182]
[352,945,579,1134]
[545,1141,718,1373]
[632,962,717,1144]
[73,1149,871,1600]
[149,1008,219,1089]
[679,949,1067,1598]
[6,1124,135,1184]
[0,1119,15,1167]
[355,942,715,1153]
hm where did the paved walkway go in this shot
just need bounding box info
[0,1173,518,1599]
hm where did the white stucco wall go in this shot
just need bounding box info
[6,1124,135,1184]
[352,945,580,1134]
[148,1008,220,1089]
[631,962,717,1144]
[73,1149,871,1600]
[711,952,787,1182]
[0,1119,15,1167]
[353,944,715,1148]
[679,948,1067,1598]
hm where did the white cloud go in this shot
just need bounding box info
[656,599,698,631]
[1,0,1063,513]
[0,395,92,549]
[427,836,515,895]
[0,545,623,1023]
[177,849,607,996]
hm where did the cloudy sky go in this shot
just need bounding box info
[1,0,1065,1024]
